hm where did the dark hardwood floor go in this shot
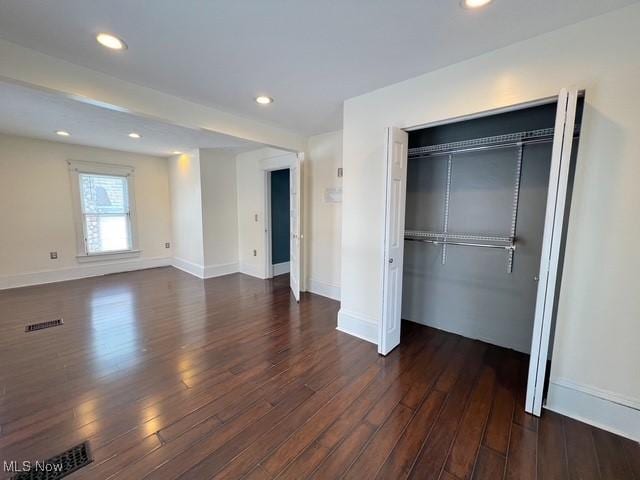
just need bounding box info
[0,267,637,479]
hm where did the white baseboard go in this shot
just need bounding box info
[307,277,341,301]
[546,378,640,442]
[171,257,205,278]
[172,258,239,279]
[0,256,172,290]
[337,308,377,345]
[203,262,239,279]
[240,263,266,279]
[272,261,290,276]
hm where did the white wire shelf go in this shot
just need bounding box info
[408,128,555,158]
[404,230,515,251]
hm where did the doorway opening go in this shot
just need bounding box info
[267,168,291,277]
[381,89,584,416]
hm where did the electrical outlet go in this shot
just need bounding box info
[50,251,58,260]
[165,242,171,249]
[253,249,257,257]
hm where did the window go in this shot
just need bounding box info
[80,173,131,253]
[69,161,139,260]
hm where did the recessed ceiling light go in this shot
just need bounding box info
[461,0,493,8]
[255,96,274,105]
[172,151,182,155]
[55,130,70,137]
[128,132,141,139]
[96,33,127,50]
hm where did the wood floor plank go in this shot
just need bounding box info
[472,446,506,480]
[375,389,446,480]
[505,424,536,480]
[482,351,518,455]
[407,342,487,479]
[591,427,635,480]
[342,403,414,480]
[444,366,497,480]
[537,410,569,480]
[308,423,375,480]
[0,268,631,480]
[259,362,382,476]
[563,416,600,480]
[620,436,640,479]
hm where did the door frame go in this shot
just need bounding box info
[260,151,302,286]
[264,167,293,279]
[379,90,582,416]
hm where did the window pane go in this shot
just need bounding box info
[85,214,131,253]
[80,174,129,214]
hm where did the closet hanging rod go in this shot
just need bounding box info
[405,230,513,243]
[405,237,516,251]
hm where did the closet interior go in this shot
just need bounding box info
[402,100,583,354]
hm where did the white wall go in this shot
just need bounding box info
[340,5,640,439]
[305,131,343,301]
[0,133,172,288]
[168,150,205,274]
[235,147,295,279]
[200,148,240,277]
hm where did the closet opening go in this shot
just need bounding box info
[382,90,584,415]
[265,168,291,278]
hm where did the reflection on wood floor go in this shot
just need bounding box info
[0,267,637,479]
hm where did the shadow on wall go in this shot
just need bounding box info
[550,101,626,377]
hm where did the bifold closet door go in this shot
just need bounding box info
[289,154,301,302]
[380,127,409,355]
[526,88,579,416]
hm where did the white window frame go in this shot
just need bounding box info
[68,160,140,262]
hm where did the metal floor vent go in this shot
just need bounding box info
[11,442,93,480]
[25,319,63,333]
[10,441,92,480]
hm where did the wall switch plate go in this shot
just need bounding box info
[165,242,171,248]
[253,249,257,257]
[254,213,259,222]
[337,167,343,178]
[50,251,58,259]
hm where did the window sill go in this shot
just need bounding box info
[76,250,141,263]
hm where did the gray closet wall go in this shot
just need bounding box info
[402,104,562,353]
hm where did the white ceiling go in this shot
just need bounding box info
[0,0,637,136]
[0,81,257,156]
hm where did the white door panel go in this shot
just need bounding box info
[380,127,409,355]
[290,155,301,302]
[526,88,579,416]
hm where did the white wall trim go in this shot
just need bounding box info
[307,277,341,301]
[0,256,172,290]
[171,257,205,278]
[203,262,239,279]
[240,263,267,279]
[272,261,290,276]
[546,379,640,442]
[337,308,377,345]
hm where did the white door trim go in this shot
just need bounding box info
[264,170,273,279]
[261,153,296,280]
